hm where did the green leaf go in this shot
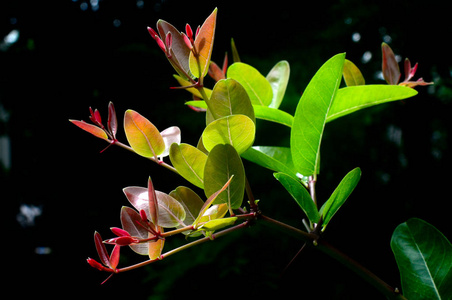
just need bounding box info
[342,59,365,86]
[291,53,345,176]
[124,110,165,159]
[274,172,320,223]
[207,78,255,123]
[391,218,452,300]
[242,146,297,178]
[320,167,361,228]
[327,85,418,122]
[169,143,208,189]
[202,114,255,155]
[189,8,217,78]
[266,60,290,109]
[227,62,273,106]
[169,186,204,234]
[204,144,245,212]
[198,217,237,231]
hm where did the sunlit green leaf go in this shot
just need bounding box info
[342,59,365,86]
[169,186,204,229]
[198,217,237,231]
[266,60,290,108]
[242,146,297,178]
[320,167,361,228]
[327,85,418,122]
[291,53,345,176]
[391,218,452,300]
[169,143,207,189]
[124,110,165,159]
[227,62,273,106]
[204,144,245,212]
[189,8,217,78]
[202,114,255,155]
[274,172,320,223]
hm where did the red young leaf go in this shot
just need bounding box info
[382,42,401,85]
[94,231,111,268]
[70,120,109,141]
[109,245,120,271]
[107,102,117,139]
[148,177,159,227]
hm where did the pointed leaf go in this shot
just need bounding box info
[107,102,117,138]
[391,218,452,299]
[204,144,245,212]
[242,146,297,178]
[148,177,159,226]
[266,60,290,108]
[327,85,418,122]
[231,38,241,63]
[198,217,237,231]
[227,62,273,106]
[189,8,217,78]
[291,53,345,176]
[382,42,401,85]
[94,231,111,268]
[274,172,320,223]
[124,110,165,159]
[207,78,255,124]
[202,114,255,155]
[70,120,109,141]
[320,167,361,228]
[342,59,365,86]
[169,143,207,189]
[148,226,164,260]
[109,245,120,271]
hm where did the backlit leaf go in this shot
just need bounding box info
[202,114,255,155]
[69,120,109,141]
[204,144,245,212]
[291,53,345,176]
[342,59,365,86]
[266,60,290,108]
[189,8,217,78]
[391,218,452,299]
[120,206,150,255]
[227,62,273,106]
[169,143,207,189]
[159,126,181,158]
[169,186,204,229]
[124,110,165,159]
[242,146,297,178]
[148,226,164,260]
[382,42,401,85]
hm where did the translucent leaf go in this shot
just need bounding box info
[169,186,204,229]
[159,126,181,158]
[291,53,345,176]
[189,8,217,78]
[241,146,297,178]
[69,120,109,141]
[204,144,245,212]
[382,42,401,85]
[124,110,165,159]
[266,60,290,108]
[202,114,255,155]
[274,172,320,224]
[227,62,273,106]
[327,85,418,122]
[391,218,452,299]
[148,226,164,260]
[120,206,150,255]
[342,59,365,86]
[169,143,207,189]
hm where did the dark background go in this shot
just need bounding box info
[2,0,451,299]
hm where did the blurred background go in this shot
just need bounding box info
[2,0,451,299]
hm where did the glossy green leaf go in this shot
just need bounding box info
[327,85,418,122]
[266,60,290,108]
[198,217,237,231]
[69,120,109,141]
[169,186,204,229]
[207,78,255,123]
[291,53,345,176]
[342,59,365,86]
[391,218,452,300]
[189,8,217,78]
[169,143,207,189]
[274,172,320,223]
[204,144,245,212]
[124,110,165,159]
[227,62,273,106]
[242,146,297,178]
[320,167,361,228]
[202,114,255,155]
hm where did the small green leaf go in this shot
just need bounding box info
[252,105,293,127]
[342,59,365,86]
[124,110,165,159]
[320,167,361,228]
[266,60,290,109]
[227,62,273,106]
[291,53,345,176]
[198,217,237,231]
[169,143,208,189]
[327,85,418,122]
[391,218,452,300]
[204,144,245,212]
[202,114,255,155]
[242,146,297,178]
[207,78,255,124]
[274,172,320,224]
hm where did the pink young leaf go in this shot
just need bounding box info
[94,231,111,268]
[382,42,401,85]
[120,206,152,255]
[70,120,109,141]
[107,102,117,138]
[148,177,159,227]
[109,245,120,271]
[111,227,130,237]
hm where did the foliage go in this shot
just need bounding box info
[70,8,450,299]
